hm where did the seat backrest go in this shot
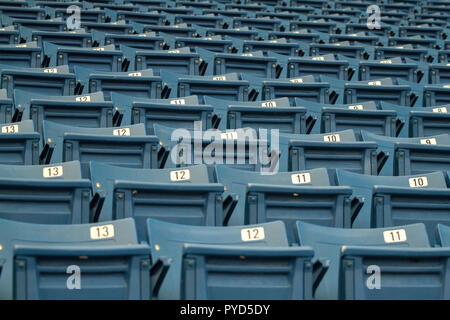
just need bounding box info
[437,224,450,247]
[147,218,290,299]
[297,221,431,299]
[336,169,448,229]
[0,217,151,299]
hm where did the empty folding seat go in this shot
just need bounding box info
[148,219,320,300]
[200,26,259,40]
[359,57,424,82]
[361,130,450,176]
[399,25,445,40]
[289,0,328,8]
[282,54,352,81]
[92,30,164,51]
[167,34,233,53]
[307,14,356,24]
[267,30,321,44]
[277,129,380,174]
[224,3,268,12]
[429,63,450,84]
[422,5,450,15]
[162,72,250,101]
[106,9,166,25]
[154,123,274,171]
[388,35,438,49]
[201,8,248,18]
[341,78,413,106]
[244,74,331,105]
[0,64,77,98]
[345,22,392,37]
[437,224,450,247]
[275,6,317,15]
[171,14,224,28]
[199,48,278,78]
[0,41,41,68]
[374,45,431,63]
[175,1,218,9]
[90,162,224,240]
[226,99,308,134]
[329,32,380,46]
[297,221,450,299]
[20,27,93,48]
[81,21,134,34]
[234,37,299,56]
[133,22,196,38]
[232,17,284,31]
[0,120,40,165]
[0,6,46,20]
[0,217,151,299]
[296,98,399,137]
[147,6,194,15]
[0,88,12,123]
[14,89,113,134]
[47,7,106,23]
[43,42,123,73]
[121,46,200,75]
[0,26,19,45]
[112,93,216,133]
[2,16,67,32]
[255,11,299,22]
[290,21,339,34]
[216,166,357,242]
[75,66,162,100]
[310,41,367,60]
[340,245,450,299]
[0,161,92,224]
[423,84,450,106]
[409,104,450,137]
[42,121,159,177]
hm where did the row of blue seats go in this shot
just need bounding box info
[1,215,450,299]
[1,63,450,107]
[1,117,449,176]
[5,89,450,138]
[0,159,449,245]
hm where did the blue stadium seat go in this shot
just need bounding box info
[340,246,450,299]
[0,6,46,20]
[0,26,19,45]
[336,169,450,243]
[277,129,380,174]
[42,121,159,177]
[388,35,439,49]
[43,42,123,73]
[90,162,224,240]
[75,66,162,100]
[165,34,233,53]
[310,41,367,60]
[429,63,450,84]
[374,44,431,64]
[361,130,450,176]
[133,22,196,37]
[153,123,275,171]
[0,64,76,98]
[329,32,380,46]
[297,221,450,300]
[0,42,42,68]
[162,71,250,101]
[359,57,424,83]
[233,17,284,31]
[199,26,259,40]
[0,217,151,299]
[244,74,331,105]
[267,30,322,44]
[0,120,40,165]
[92,30,164,51]
[81,20,134,34]
[296,98,399,136]
[46,7,106,23]
[148,219,320,300]
[1,16,67,32]
[216,166,357,242]
[121,45,200,74]
[409,104,450,137]
[290,20,340,34]
[399,25,445,40]
[14,89,113,134]
[199,48,278,78]
[423,84,450,107]
[170,14,224,28]
[20,27,93,48]
[111,93,216,133]
[232,37,299,56]
[0,161,91,224]
[106,8,166,25]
